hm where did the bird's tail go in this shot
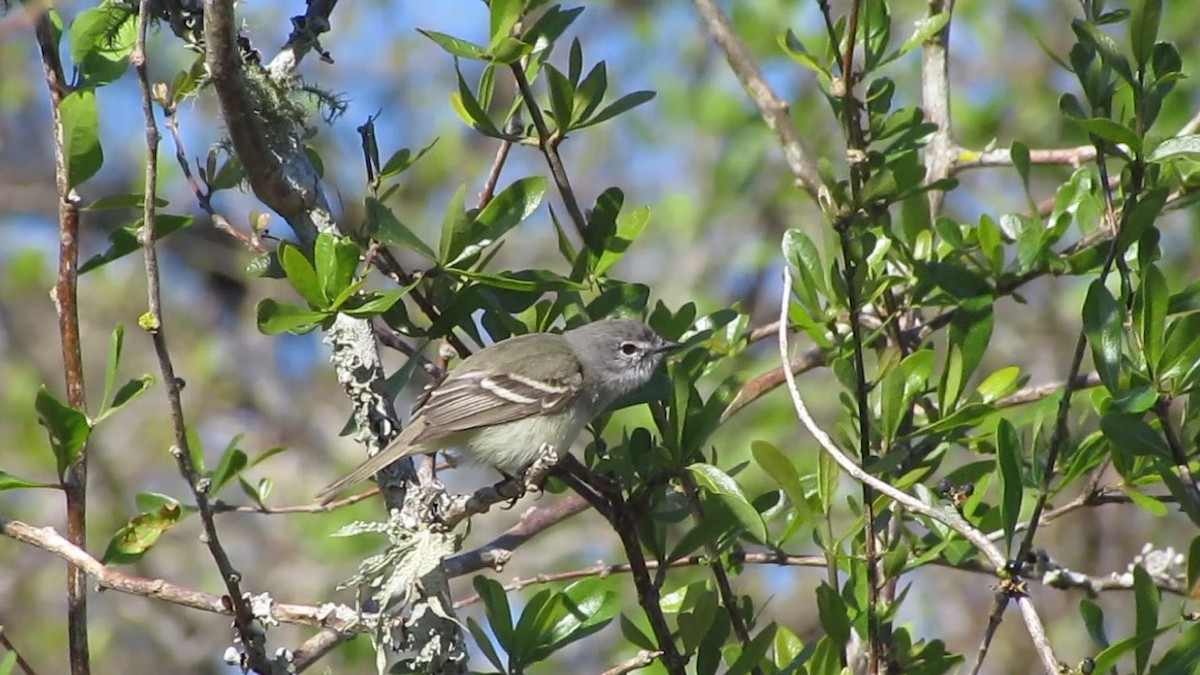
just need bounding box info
[314,444,416,505]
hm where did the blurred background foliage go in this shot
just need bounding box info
[1,0,1200,673]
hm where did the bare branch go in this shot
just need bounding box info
[778,266,1061,673]
[0,627,41,675]
[689,0,823,200]
[921,0,957,215]
[601,650,662,675]
[33,8,90,673]
[0,515,371,634]
[443,493,591,578]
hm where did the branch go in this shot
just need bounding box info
[135,5,278,670]
[954,144,1098,172]
[600,650,662,675]
[778,266,1061,673]
[689,0,823,200]
[921,0,956,215]
[34,8,90,673]
[0,515,372,634]
[0,627,40,675]
[442,492,590,577]
[509,64,589,239]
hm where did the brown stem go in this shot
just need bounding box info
[34,10,90,675]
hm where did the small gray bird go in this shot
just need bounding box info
[316,319,679,504]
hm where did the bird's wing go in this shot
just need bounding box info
[408,366,584,444]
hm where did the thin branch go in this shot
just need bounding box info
[994,373,1102,409]
[163,105,265,253]
[678,470,762,675]
[33,9,90,674]
[442,492,590,577]
[212,488,378,515]
[509,64,588,239]
[292,628,351,673]
[778,266,1061,673]
[921,0,957,214]
[600,650,662,675]
[954,144,1098,172]
[477,139,514,210]
[0,627,40,675]
[1153,398,1200,512]
[134,5,273,670]
[0,515,372,633]
[689,0,823,200]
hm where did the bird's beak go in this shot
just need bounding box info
[655,340,684,354]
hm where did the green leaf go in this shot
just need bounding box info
[364,196,437,261]
[752,440,811,525]
[210,436,248,495]
[100,325,124,418]
[438,184,472,263]
[417,29,488,60]
[1133,565,1159,674]
[1129,0,1162,69]
[1140,265,1167,375]
[594,205,649,276]
[255,298,328,335]
[976,366,1022,403]
[0,470,57,491]
[1071,18,1135,85]
[488,36,532,65]
[277,242,325,307]
[488,0,523,47]
[451,268,584,292]
[1153,622,1200,674]
[69,2,136,86]
[995,419,1023,553]
[1076,117,1142,152]
[473,576,515,651]
[1188,535,1200,598]
[815,583,850,646]
[545,64,575,130]
[36,386,91,481]
[79,215,194,275]
[574,90,656,130]
[782,228,827,313]
[340,288,410,317]
[467,617,506,673]
[101,498,182,564]
[879,11,950,67]
[1079,598,1109,649]
[95,374,153,424]
[84,193,169,210]
[60,88,103,189]
[1100,412,1169,460]
[378,136,439,182]
[1148,134,1200,163]
[450,60,505,137]
[1083,280,1123,394]
[473,176,548,244]
[727,623,777,675]
[314,232,361,306]
[687,463,768,543]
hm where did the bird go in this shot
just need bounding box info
[315,318,679,504]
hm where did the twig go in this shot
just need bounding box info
[477,139,513,210]
[437,445,561,532]
[134,5,274,671]
[0,516,373,632]
[1153,398,1200,512]
[600,650,662,675]
[689,0,822,200]
[994,373,1102,409]
[212,488,378,514]
[291,628,351,673]
[509,64,589,240]
[921,0,956,215]
[33,9,90,674]
[778,266,1061,673]
[954,144,1098,172]
[162,105,264,252]
[442,493,591,577]
[678,470,763,675]
[0,627,40,675]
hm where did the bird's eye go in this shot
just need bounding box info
[619,341,640,356]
